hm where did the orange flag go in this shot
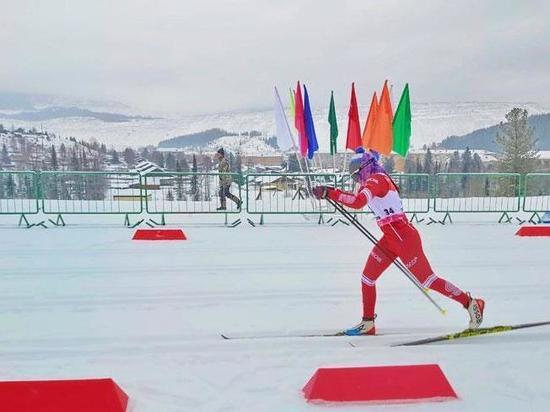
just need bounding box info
[361,91,378,149]
[369,80,393,155]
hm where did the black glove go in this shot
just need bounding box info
[312,185,332,200]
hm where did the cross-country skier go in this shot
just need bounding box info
[312,148,485,336]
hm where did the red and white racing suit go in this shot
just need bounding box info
[327,173,470,319]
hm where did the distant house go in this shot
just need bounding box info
[132,160,172,189]
[134,160,164,176]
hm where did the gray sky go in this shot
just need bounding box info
[1,0,549,114]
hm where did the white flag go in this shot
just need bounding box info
[274,86,297,152]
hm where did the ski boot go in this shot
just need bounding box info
[343,316,376,336]
[466,294,485,329]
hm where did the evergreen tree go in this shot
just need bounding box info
[404,157,416,173]
[6,174,16,197]
[166,189,174,201]
[461,147,473,193]
[81,150,88,171]
[59,143,67,167]
[472,153,483,172]
[495,108,539,174]
[179,155,190,172]
[462,147,473,173]
[110,149,120,164]
[175,160,184,200]
[383,155,395,174]
[191,154,199,201]
[165,153,176,170]
[434,160,441,175]
[415,157,423,173]
[140,147,150,160]
[152,151,165,168]
[50,145,58,170]
[423,148,434,174]
[448,150,462,172]
[123,148,137,167]
[1,144,9,165]
[70,149,80,171]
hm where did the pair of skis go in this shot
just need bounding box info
[221,320,550,346]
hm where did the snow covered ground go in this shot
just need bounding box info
[1,213,549,411]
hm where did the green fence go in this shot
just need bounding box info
[0,171,40,214]
[433,173,521,213]
[523,173,550,213]
[391,173,431,213]
[143,172,242,214]
[39,172,143,214]
[2,171,547,221]
[246,173,336,214]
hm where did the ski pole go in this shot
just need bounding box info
[327,198,447,315]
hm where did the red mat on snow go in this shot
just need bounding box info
[0,378,129,412]
[132,229,187,240]
[303,364,457,404]
[516,225,550,237]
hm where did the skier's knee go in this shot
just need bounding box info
[361,273,376,286]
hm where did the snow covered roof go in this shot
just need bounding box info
[134,160,165,176]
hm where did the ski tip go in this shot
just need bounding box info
[442,309,448,315]
[221,334,230,340]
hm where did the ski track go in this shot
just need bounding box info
[0,215,549,411]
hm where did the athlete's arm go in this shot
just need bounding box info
[326,174,390,209]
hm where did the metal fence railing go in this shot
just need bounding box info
[390,173,431,213]
[143,172,242,214]
[0,171,40,215]
[2,171,549,222]
[433,173,521,213]
[39,172,143,214]
[246,173,336,214]
[522,173,550,212]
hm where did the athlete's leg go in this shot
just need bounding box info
[395,222,470,307]
[361,236,397,319]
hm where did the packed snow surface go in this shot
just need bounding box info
[1,213,549,411]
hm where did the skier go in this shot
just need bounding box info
[215,148,242,211]
[313,148,485,336]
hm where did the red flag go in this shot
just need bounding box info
[346,83,362,151]
[369,81,393,155]
[294,82,308,157]
[362,92,378,149]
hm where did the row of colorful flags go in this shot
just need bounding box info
[274,81,412,160]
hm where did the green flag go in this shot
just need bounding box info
[392,84,411,157]
[328,91,338,155]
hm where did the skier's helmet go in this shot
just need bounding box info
[349,148,385,183]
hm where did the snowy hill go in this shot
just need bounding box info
[0,91,133,114]
[1,100,548,151]
[440,113,550,151]
[157,128,279,155]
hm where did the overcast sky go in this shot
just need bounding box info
[1,0,549,114]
